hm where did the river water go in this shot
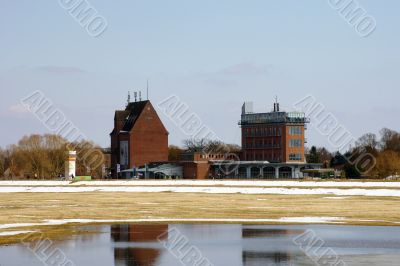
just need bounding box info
[1,224,400,266]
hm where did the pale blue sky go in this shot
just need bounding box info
[0,0,399,151]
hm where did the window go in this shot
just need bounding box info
[289,126,302,135]
[289,139,302,147]
[289,153,302,161]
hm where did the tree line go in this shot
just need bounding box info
[2,128,399,180]
[0,134,105,179]
[168,139,241,161]
[307,128,400,179]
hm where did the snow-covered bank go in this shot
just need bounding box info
[4,217,400,232]
[0,217,347,232]
[1,180,400,197]
[0,231,35,236]
[1,180,400,188]
[0,186,400,197]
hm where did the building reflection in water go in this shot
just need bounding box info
[110,224,306,266]
[242,228,305,238]
[242,226,306,265]
[111,225,168,266]
[243,252,292,266]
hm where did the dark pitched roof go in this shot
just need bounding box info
[110,110,130,135]
[122,100,149,131]
[114,110,129,121]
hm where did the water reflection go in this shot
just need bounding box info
[112,225,168,266]
[112,225,168,242]
[242,252,292,266]
[114,248,160,266]
[110,225,305,266]
[1,224,400,266]
[242,228,304,238]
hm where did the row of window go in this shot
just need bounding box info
[246,153,282,162]
[289,126,302,135]
[244,126,303,137]
[289,153,302,161]
[244,139,302,148]
[200,154,237,160]
[246,152,303,162]
[244,127,282,137]
[245,138,282,149]
[289,139,302,147]
[244,144,281,149]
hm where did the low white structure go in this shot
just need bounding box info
[65,151,76,179]
[211,161,322,179]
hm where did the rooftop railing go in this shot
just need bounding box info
[239,112,310,125]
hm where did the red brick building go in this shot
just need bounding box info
[110,100,168,178]
[239,101,308,163]
[180,152,238,179]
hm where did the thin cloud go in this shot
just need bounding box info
[192,62,274,88]
[8,103,29,114]
[216,62,272,76]
[35,66,88,75]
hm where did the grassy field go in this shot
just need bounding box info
[1,192,400,245]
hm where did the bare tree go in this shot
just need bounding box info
[356,133,378,154]
[18,135,52,178]
[225,143,241,153]
[372,150,400,179]
[183,138,241,154]
[168,145,184,161]
[380,128,400,152]
[183,139,208,152]
[44,134,67,177]
[0,147,5,177]
[5,145,21,178]
[318,147,333,167]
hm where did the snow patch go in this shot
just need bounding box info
[0,223,42,230]
[0,217,348,230]
[0,231,35,236]
[323,197,349,200]
[2,180,400,188]
[247,207,273,209]
[0,186,400,197]
[278,217,344,223]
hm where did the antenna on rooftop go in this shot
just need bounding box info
[277,96,280,112]
[139,91,142,101]
[274,95,280,112]
[126,91,131,107]
[134,92,138,102]
[146,79,149,100]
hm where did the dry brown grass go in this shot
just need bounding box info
[0,192,400,245]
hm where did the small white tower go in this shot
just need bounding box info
[65,151,77,179]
